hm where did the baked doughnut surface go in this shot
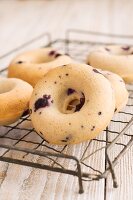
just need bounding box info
[86,45,133,83]
[30,63,115,145]
[100,70,129,113]
[0,77,33,125]
[8,48,72,87]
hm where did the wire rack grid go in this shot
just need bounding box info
[0,30,133,194]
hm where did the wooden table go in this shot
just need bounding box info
[0,0,133,199]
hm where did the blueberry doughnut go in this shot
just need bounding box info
[86,45,133,83]
[29,63,115,145]
[99,70,129,113]
[8,48,72,87]
[0,77,33,125]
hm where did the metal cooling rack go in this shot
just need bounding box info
[0,30,133,194]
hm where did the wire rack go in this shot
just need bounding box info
[0,30,133,194]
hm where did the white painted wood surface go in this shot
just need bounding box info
[0,0,133,200]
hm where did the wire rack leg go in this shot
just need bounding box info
[105,152,118,188]
[77,162,84,194]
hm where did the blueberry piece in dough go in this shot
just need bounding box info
[67,88,75,95]
[55,53,61,58]
[17,61,23,64]
[49,50,56,56]
[61,134,72,142]
[34,95,51,112]
[121,46,130,51]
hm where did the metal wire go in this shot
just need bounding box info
[0,30,133,194]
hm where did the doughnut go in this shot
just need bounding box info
[0,77,33,125]
[86,45,133,83]
[99,70,129,113]
[29,63,115,145]
[8,48,72,87]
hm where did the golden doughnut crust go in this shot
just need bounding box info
[30,63,115,145]
[86,45,133,83]
[100,70,129,112]
[0,78,33,125]
[8,48,72,87]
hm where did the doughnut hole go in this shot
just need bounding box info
[67,99,80,112]
[62,92,85,114]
